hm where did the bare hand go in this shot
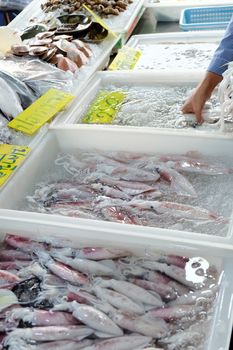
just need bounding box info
[181,72,223,124]
[181,88,209,124]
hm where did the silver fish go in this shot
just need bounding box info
[0,77,23,120]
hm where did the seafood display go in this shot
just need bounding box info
[26,150,233,235]
[10,32,93,73]
[0,58,74,145]
[0,233,220,350]
[131,43,218,71]
[0,70,36,121]
[41,0,134,17]
[79,85,221,130]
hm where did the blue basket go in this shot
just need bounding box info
[180,5,233,31]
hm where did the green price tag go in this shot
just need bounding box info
[82,90,126,124]
[8,89,74,135]
[0,144,30,186]
[109,46,142,70]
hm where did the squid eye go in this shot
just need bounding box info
[150,206,154,209]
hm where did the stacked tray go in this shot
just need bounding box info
[126,31,224,72]
[144,0,233,22]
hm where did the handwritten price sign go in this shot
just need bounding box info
[0,145,30,186]
[109,46,141,70]
[8,89,74,135]
[82,90,126,124]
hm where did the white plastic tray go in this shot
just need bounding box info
[0,218,232,349]
[126,31,223,71]
[8,0,144,37]
[104,0,145,35]
[0,126,233,245]
[145,0,233,22]
[52,71,225,134]
[8,5,119,89]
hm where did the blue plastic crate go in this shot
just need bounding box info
[180,5,233,31]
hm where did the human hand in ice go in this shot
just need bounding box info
[181,71,223,125]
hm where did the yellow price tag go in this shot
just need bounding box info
[82,90,126,124]
[8,89,74,135]
[109,46,142,70]
[83,4,118,38]
[0,144,30,186]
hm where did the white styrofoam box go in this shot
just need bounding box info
[104,0,145,45]
[115,1,145,47]
[51,71,223,134]
[0,126,233,246]
[126,31,224,72]
[145,0,233,22]
[127,30,224,47]
[8,0,144,39]
[0,221,232,350]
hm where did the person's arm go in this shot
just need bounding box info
[182,16,233,124]
[182,72,222,124]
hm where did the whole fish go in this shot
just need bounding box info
[157,165,197,197]
[145,304,205,321]
[0,249,32,261]
[51,252,116,276]
[86,175,155,195]
[101,206,141,225]
[54,301,123,336]
[0,77,23,120]
[95,163,160,183]
[137,260,202,289]
[93,285,145,314]
[90,183,131,200]
[81,335,152,350]
[36,251,88,286]
[8,308,79,327]
[112,312,168,338]
[134,161,196,197]
[95,278,164,307]
[131,278,177,302]
[145,270,190,296]
[67,286,116,315]
[4,325,93,342]
[127,199,226,223]
[76,247,131,261]
[9,339,94,350]
[51,246,130,261]
[0,71,36,109]
[159,154,233,175]
[4,234,45,252]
